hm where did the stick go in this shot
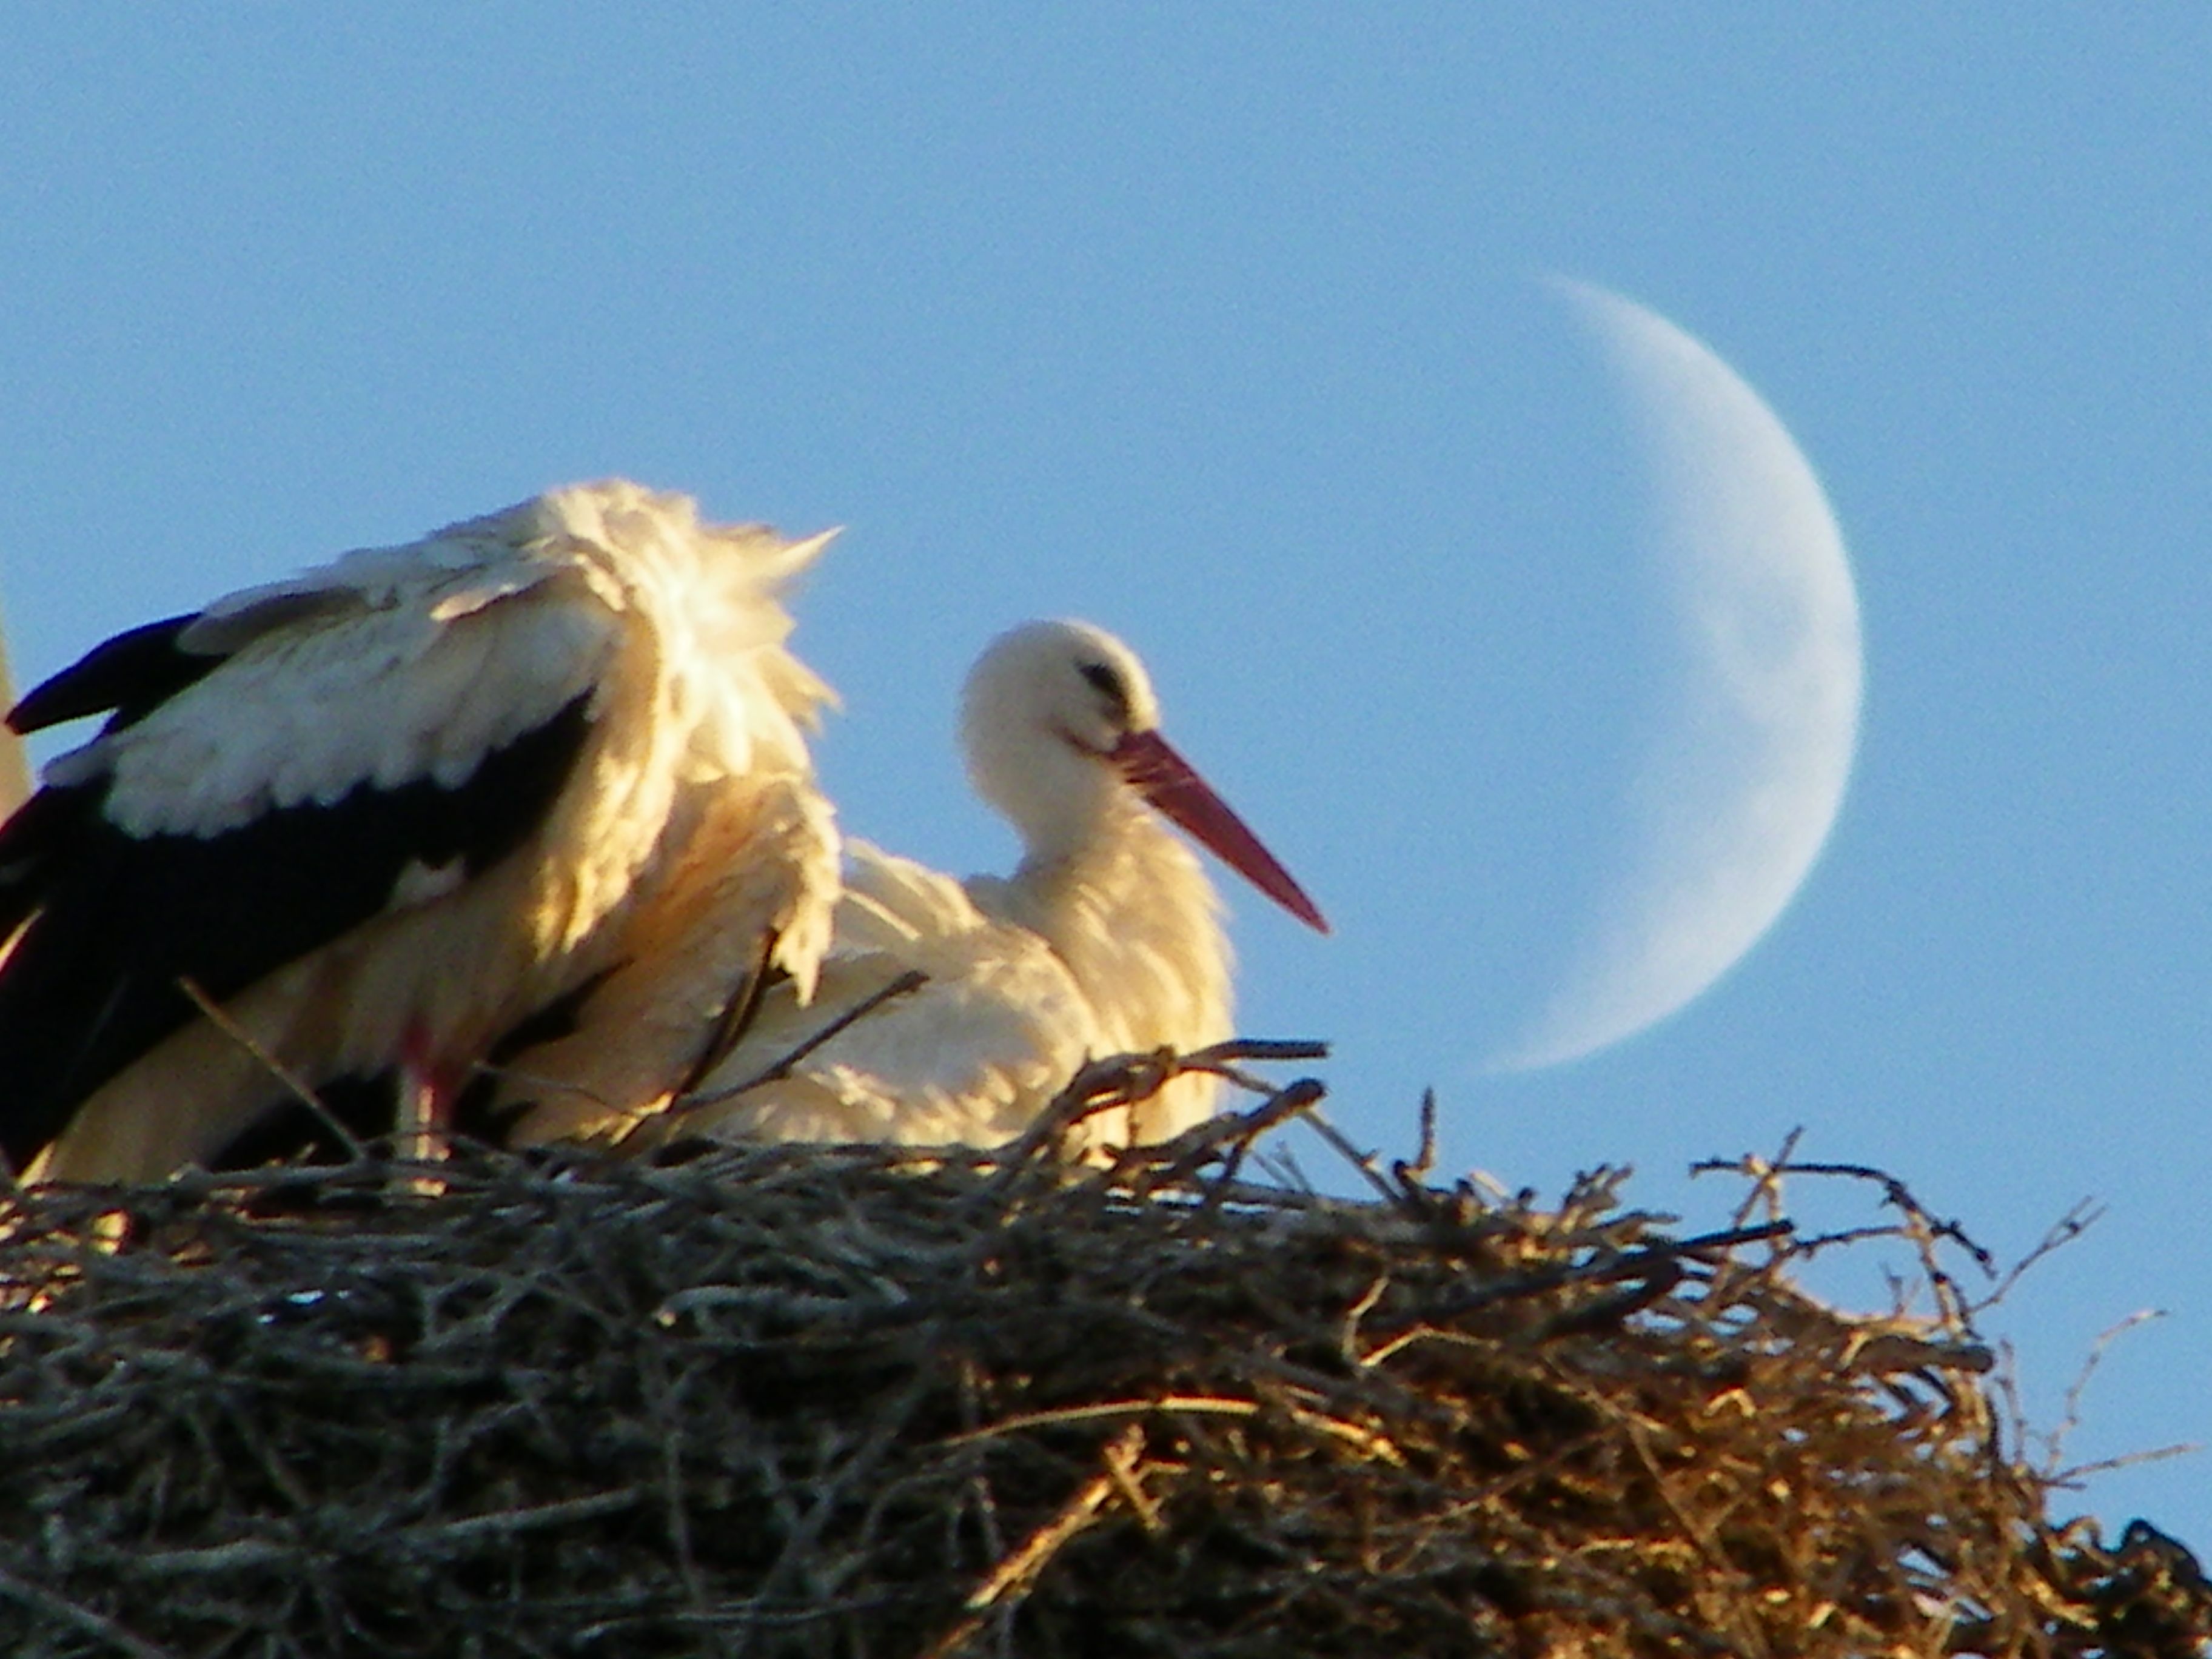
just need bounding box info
[680,970,930,1107]
[0,1563,181,1659]
[917,1426,1146,1659]
[178,977,367,1163]
[942,1395,1259,1448]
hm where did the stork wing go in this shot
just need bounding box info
[0,544,609,1170]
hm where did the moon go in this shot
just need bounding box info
[1495,281,1863,1071]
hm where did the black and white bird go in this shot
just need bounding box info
[504,620,1327,1157]
[0,480,839,1182]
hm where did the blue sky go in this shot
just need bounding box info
[4,11,2207,1546]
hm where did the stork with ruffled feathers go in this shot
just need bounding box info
[497,618,1327,1157]
[0,481,839,1182]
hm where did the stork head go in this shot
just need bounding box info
[960,620,1327,932]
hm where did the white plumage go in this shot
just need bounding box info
[0,480,839,1182]
[545,618,1327,1157]
[0,606,31,823]
[620,837,1115,1148]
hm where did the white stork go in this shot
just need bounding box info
[0,600,32,822]
[0,480,839,1183]
[495,619,1326,1156]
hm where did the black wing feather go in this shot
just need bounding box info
[0,692,595,1170]
[8,614,218,736]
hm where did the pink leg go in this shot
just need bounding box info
[398,1022,458,1167]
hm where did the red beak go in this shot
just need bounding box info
[1111,729,1329,934]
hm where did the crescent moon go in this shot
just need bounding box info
[1496,281,1864,1070]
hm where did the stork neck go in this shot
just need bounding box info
[1006,779,1139,876]
[994,805,1230,1035]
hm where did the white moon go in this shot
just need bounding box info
[1496,282,1863,1071]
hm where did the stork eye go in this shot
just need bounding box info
[1078,660,1131,720]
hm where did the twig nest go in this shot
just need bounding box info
[1,1063,2205,1657]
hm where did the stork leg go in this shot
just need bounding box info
[397,1022,461,1184]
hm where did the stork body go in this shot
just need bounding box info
[562,619,1325,1156]
[0,481,837,1182]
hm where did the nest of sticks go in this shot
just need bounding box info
[1,1045,2206,1658]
